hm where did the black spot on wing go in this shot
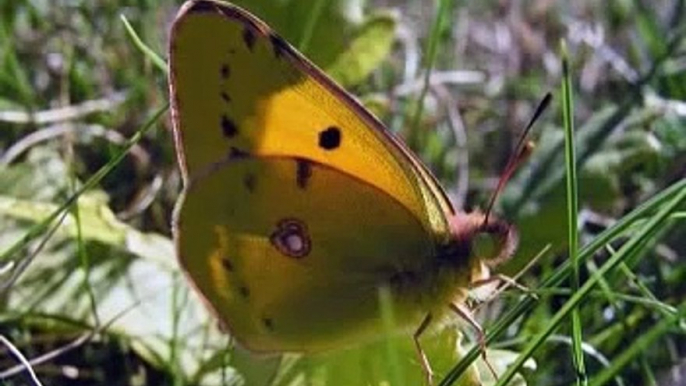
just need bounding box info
[242,27,256,50]
[263,317,274,330]
[220,64,230,79]
[221,115,238,138]
[269,34,289,59]
[220,91,231,103]
[186,0,216,14]
[229,147,249,159]
[239,285,250,298]
[295,158,312,189]
[319,126,341,150]
[243,173,256,192]
[221,257,233,272]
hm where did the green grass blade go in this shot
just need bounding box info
[379,286,405,386]
[589,299,686,386]
[560,41,587,386]
[408,0,452,146]
[439,178,686,385]
[69,169,101,328]
[297,0,327,53]
[492,184,686,386]
[120,14,167,74]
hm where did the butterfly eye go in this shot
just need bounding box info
[473,232,499,261]
[475,219,518,267]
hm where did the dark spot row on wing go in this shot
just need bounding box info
[269,34,288,59]
[183,0,217,14]
[188,1,347,203]
[221,115,238,138]
[243,173,256,192]
[186,0,263,39]
[229,146,249,159]
[296,158,312,189]
[221,257,234,272]
[219,41,234,135]
[215,251,247,300]
[220,63,230,79]
[239,285,250,298]
[187,0,292,60]
[242,27,256,51]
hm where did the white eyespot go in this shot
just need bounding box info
[285,233,304,252]
[270,218,311,258]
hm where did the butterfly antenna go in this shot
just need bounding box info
[482,92,553,227]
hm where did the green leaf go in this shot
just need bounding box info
[229,0,396,87]
[325,12,396,86]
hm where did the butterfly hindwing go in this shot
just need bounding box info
[176,156,433,351]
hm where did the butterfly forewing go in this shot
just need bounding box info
[169,0,453,239]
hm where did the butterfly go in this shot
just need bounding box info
[168,0,519,382]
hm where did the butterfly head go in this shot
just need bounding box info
[447,92,549,270]
[448,211,518,269]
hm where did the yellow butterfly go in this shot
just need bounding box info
[168,0,517,381]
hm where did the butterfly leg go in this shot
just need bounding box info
[472,247,546,303]
[449,302,499,380]
[413,313,434,385]
[471,274,537,299]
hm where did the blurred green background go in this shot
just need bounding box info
[0,0,685,385]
